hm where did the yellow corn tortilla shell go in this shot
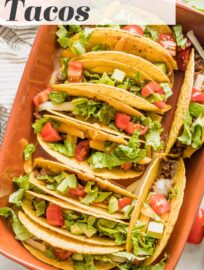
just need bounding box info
[165,50,195,154]
[22,194,122,246]
[34,157,137,199]
[126,156,161,251]
[53,83,142,117]
[62,28,177,71]
[126,157,186,265]
[23,243,74,270]
[54,83,170,114]
[23,243,114,270]
[29,174,128,222]
[45,112,129,145]
[74,53,171,84]
[145,158,186,265]
[49,110,131,143]
[23,243,113,270]
[37,134,143,180]
[18,211,125,254]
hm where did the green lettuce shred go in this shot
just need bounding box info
[89,132,146,169]
[172,25,187,49]
[49,140,76,157]
[23,144,35,161]
[0,207,32,241]
[49,91,68,104]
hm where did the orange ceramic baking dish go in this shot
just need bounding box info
[0,3,204,270]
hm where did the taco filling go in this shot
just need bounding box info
[127,158,184,265]
[54,59,172,110]
[30,166,136,217]
[172,72,204,156]
[0,207,167,270]
[33,90,164,150]
[32,114,155,173]
[27,195,128,244]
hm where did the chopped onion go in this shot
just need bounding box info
[187,30,204,60]
[194,74,204,91]
[153,179,173,197]
[25,238,46,252]
[37,102,75,112]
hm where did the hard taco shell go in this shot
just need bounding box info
[126,156,186,265]
[18,211,125,254]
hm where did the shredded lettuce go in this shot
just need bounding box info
[191,116,203,148]
[49,140,76,157]
[160,83,172,99]
[172,25,187,49]
[9,189,25,207]
[64,210,127,243]
[144,26,158,41]
[189,102,204,118]
[0,207,32,240]
[72,97,116,125]
[59,57,69,81]
[23,143,35,161]
[122,199,137,218]
[89,132,146,169]
[33,199,46,217]
[178,112,192,145]
[56,25,81,49]
[81,181,98,205]
[13,175,30,190]
[49,91,68,104]
[143,117,164,150]
[96,219,127,245]
[131,221,156,257]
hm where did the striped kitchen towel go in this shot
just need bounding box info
[0,26,37,143]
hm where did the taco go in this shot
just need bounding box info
[59,27,177,76]
[73,51,171,84]
[51,55,172,112]
[29,157,136,220]
[33,84,164,149]
[165,49,204,157]
[33,113,156,180]
[125,156,186,265]
[22,190,128,246]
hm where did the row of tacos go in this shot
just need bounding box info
[0,154,185,269]
[0,23,203,269]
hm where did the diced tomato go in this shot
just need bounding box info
[46,204,64,227]
[188,209,204,244]
[115,113,131,130]
[41,122,62,142]
[149,194,171,215]
[53,248,73,260]
[33,88,53,107]
[159,34,177,56]
[121,162,133,171]
[125,122,148,136]
[177,48,191,72]
[153,101,166,109]
[118,197,132,209]
[69,184,86,198]
[191,88,204,103]
[141,82,164,97]
[75,140,90,162]
[68,61,83,83]
[122,25,144,36]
